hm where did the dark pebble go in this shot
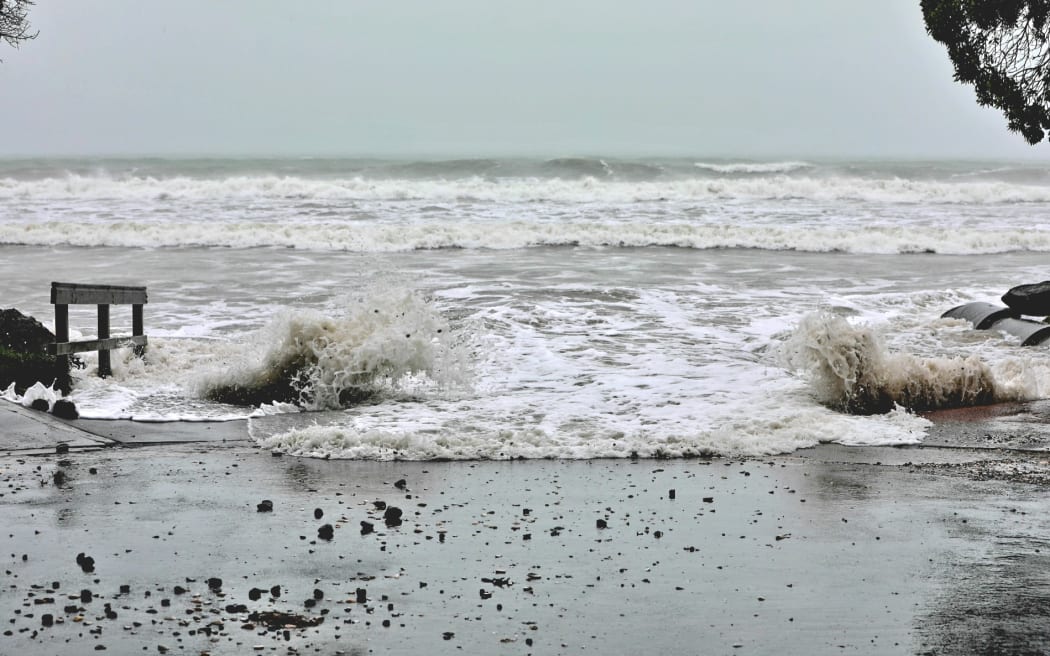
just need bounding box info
[53,470,67,486]
[55,443,70,454]
[356,588,366,604]
[173,586,187,595]
[443,631,454,640]
[313,588,323,600]
[703,497,714,503]
[384,507,403,527]
[317,524,334,540]
[119,584,130,594]
[30,398,50,412]
[225,604,248,614]
[80,589,92,603]
[41,614,53,627]
[248,588,263,601]
[668,489,676,499]
[256,500,273,513]
[314,508,323,520]
[270,585,281,598]
[207,577,222,591]
[88,467,98,475]
[373,500,387,511]
[304,598,316,608]
[360,521,375,536]
[596,519,608,529]
[394,479,407,490]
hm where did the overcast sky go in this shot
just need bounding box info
[0,1,1046,159]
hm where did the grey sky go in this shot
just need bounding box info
[0,0,1045,159]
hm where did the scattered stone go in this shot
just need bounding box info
[56,443,70,455]
[119,584,130,594]
[173,586,187,595]
[80,589,92,603]
[317,524,334,541]
[373,500,387,511]
[225,604,248,614]
[443,631,455,640]
[314,508,323,520]
[596,519,607,529]
[360,521,374,536]
[256,500,273,513]
[384,507,403,527]
[41,614,54,627]
[668,489,676,499]
[76,553,95,573]
[270,585,281,598]
[394,479,407,490]
[207,577,222,591]
[248,588,263,601]
[30,398,50,412]
[53,470,67,486]
[52,398,79,420]
[313,588,324,600]
[355,588,366,604]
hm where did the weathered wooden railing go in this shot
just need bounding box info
[46,282,148,379]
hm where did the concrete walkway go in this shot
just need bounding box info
[0,399,249,456]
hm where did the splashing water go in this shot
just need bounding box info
[781,312,1003,414]
[197,289,471,409]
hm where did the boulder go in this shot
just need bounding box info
[1002,281,1050,316]
[0,308,76,394]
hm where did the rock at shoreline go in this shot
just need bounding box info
[0,308,77,394]
[1002,281,1050,316]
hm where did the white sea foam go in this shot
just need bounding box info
[693,161,813,174]
[4,172,1050,204]
[3,220,1050,254]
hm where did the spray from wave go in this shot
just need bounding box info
[197,289,471,409]
[780,313,1004,414]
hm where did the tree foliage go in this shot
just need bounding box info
[0,0,36,53]
[922,0,1050,144]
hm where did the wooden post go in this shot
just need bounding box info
[97,304,110,378]
[55,303,69,388]
[132,303,145,357]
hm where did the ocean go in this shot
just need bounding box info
[2,156,1050,460]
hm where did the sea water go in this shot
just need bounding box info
[2,156,1050,459]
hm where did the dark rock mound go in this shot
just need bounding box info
[246,610,323,630]
[52,399,79,419]
[1003,281,1050,317]
[0,308,79,394]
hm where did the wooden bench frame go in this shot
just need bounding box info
[47,282,148,379]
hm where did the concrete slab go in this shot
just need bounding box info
[66,417,250,445]
[0,401,112,454]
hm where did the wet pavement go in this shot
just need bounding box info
[2,403,1050,654]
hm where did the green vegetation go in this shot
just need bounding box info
[922,0,1050,144]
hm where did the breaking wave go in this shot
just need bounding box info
[693,161,813,174]
[196,290,471,410]
[4,172,1050,204]
[780,313,1010,414]
[3,220,1050,254]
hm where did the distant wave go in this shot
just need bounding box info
[4,220,1050,254]
[3,173,1050,204]
[693,161,813,174]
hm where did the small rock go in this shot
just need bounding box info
[80,589,92,603]
[317,524,334,541]
[373,500,387,511]
[384,507,403,527]
[360,521,374,536]
[313,508,323,520]
[596,519,607,529]
[207,577,222,591]
[256,500,273,513]
[41,614,54,627]
[394,479,407,490]
[30,398,50,412]
[355,588,366,604]
[270,585,281,598]
[52,399,79,420]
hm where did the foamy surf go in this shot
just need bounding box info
[197,289,470,409]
